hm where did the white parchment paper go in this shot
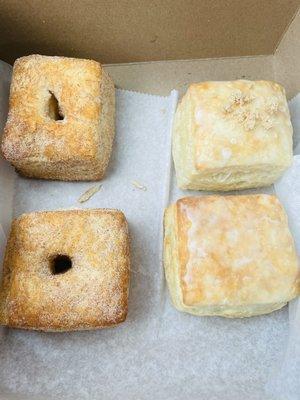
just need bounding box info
[0,79,177,400]
[265,93,300,400]
[0,66,299,400]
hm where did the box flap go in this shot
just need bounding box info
[0,0,299,64]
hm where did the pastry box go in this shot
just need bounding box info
[0,1,300,399]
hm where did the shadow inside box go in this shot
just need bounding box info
[101,134,119,181]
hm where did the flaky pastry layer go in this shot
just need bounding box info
[164,195,299,317]
[172,80,293,191]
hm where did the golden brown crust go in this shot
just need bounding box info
[1,55,115,181]
[172,80,293,191]
[164,194,300,317]
[0,209,130,331]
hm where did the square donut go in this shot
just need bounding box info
[172,80,293,191]
[0,209,130,331]
[1,54,115,181]
[164,195,299,318]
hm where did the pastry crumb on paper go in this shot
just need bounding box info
[78,185,102,203]
[131,180,147,191]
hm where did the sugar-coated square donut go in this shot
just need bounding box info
[0,209,130,331]
[172,80,293,191]
[1,54,115,181]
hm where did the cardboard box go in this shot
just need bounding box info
[0,0,299,98]
[0,1,299,399]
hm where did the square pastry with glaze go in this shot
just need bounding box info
[0,209,130,331]
[1,54,115,181]
[172,80,293,191]
[164,195,299,318]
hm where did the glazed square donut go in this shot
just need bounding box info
[164,194,299,317]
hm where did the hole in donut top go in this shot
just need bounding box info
[47,91,64,121]
[50,254,72,275]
